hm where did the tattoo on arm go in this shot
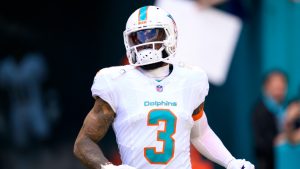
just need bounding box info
[74,98,115,169]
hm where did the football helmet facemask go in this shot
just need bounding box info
[124,6,177,66]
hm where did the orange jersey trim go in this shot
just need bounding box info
[192,108,204,121]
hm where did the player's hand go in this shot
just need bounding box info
[226,159,255,169]
[101,163,137,169]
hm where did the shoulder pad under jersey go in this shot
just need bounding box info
[95,65,134,80]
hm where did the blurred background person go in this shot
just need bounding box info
[0,53,60,169]
[251,70,288,169]
[0,53,50,148]
[275,96,300,169]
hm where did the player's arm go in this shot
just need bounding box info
[191,103,254,169]
[73,97,115,169]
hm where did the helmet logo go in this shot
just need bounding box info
[138,6,148,24]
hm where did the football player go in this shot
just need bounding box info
[73,6,254,169]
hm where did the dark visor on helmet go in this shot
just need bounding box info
[128,28,166,47]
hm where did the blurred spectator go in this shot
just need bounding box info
[275,98,300,169]
[0,53,61,169]
[251,70,288,169]
[0,53,59,148]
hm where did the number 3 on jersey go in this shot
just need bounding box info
[144,109,177,164]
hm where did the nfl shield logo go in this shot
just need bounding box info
[156,85,163,92]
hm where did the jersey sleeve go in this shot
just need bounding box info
[191,70,209,111]
[91,69,117,112]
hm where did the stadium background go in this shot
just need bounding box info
[0,0,300,168]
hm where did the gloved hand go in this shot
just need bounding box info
[101,163,137,169]
[227,159,255,169]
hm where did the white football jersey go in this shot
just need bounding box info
[91,64,209,169]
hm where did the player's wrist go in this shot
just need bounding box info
[226,158,236,168]
[226,158,255,169]
[226,157,236,168]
